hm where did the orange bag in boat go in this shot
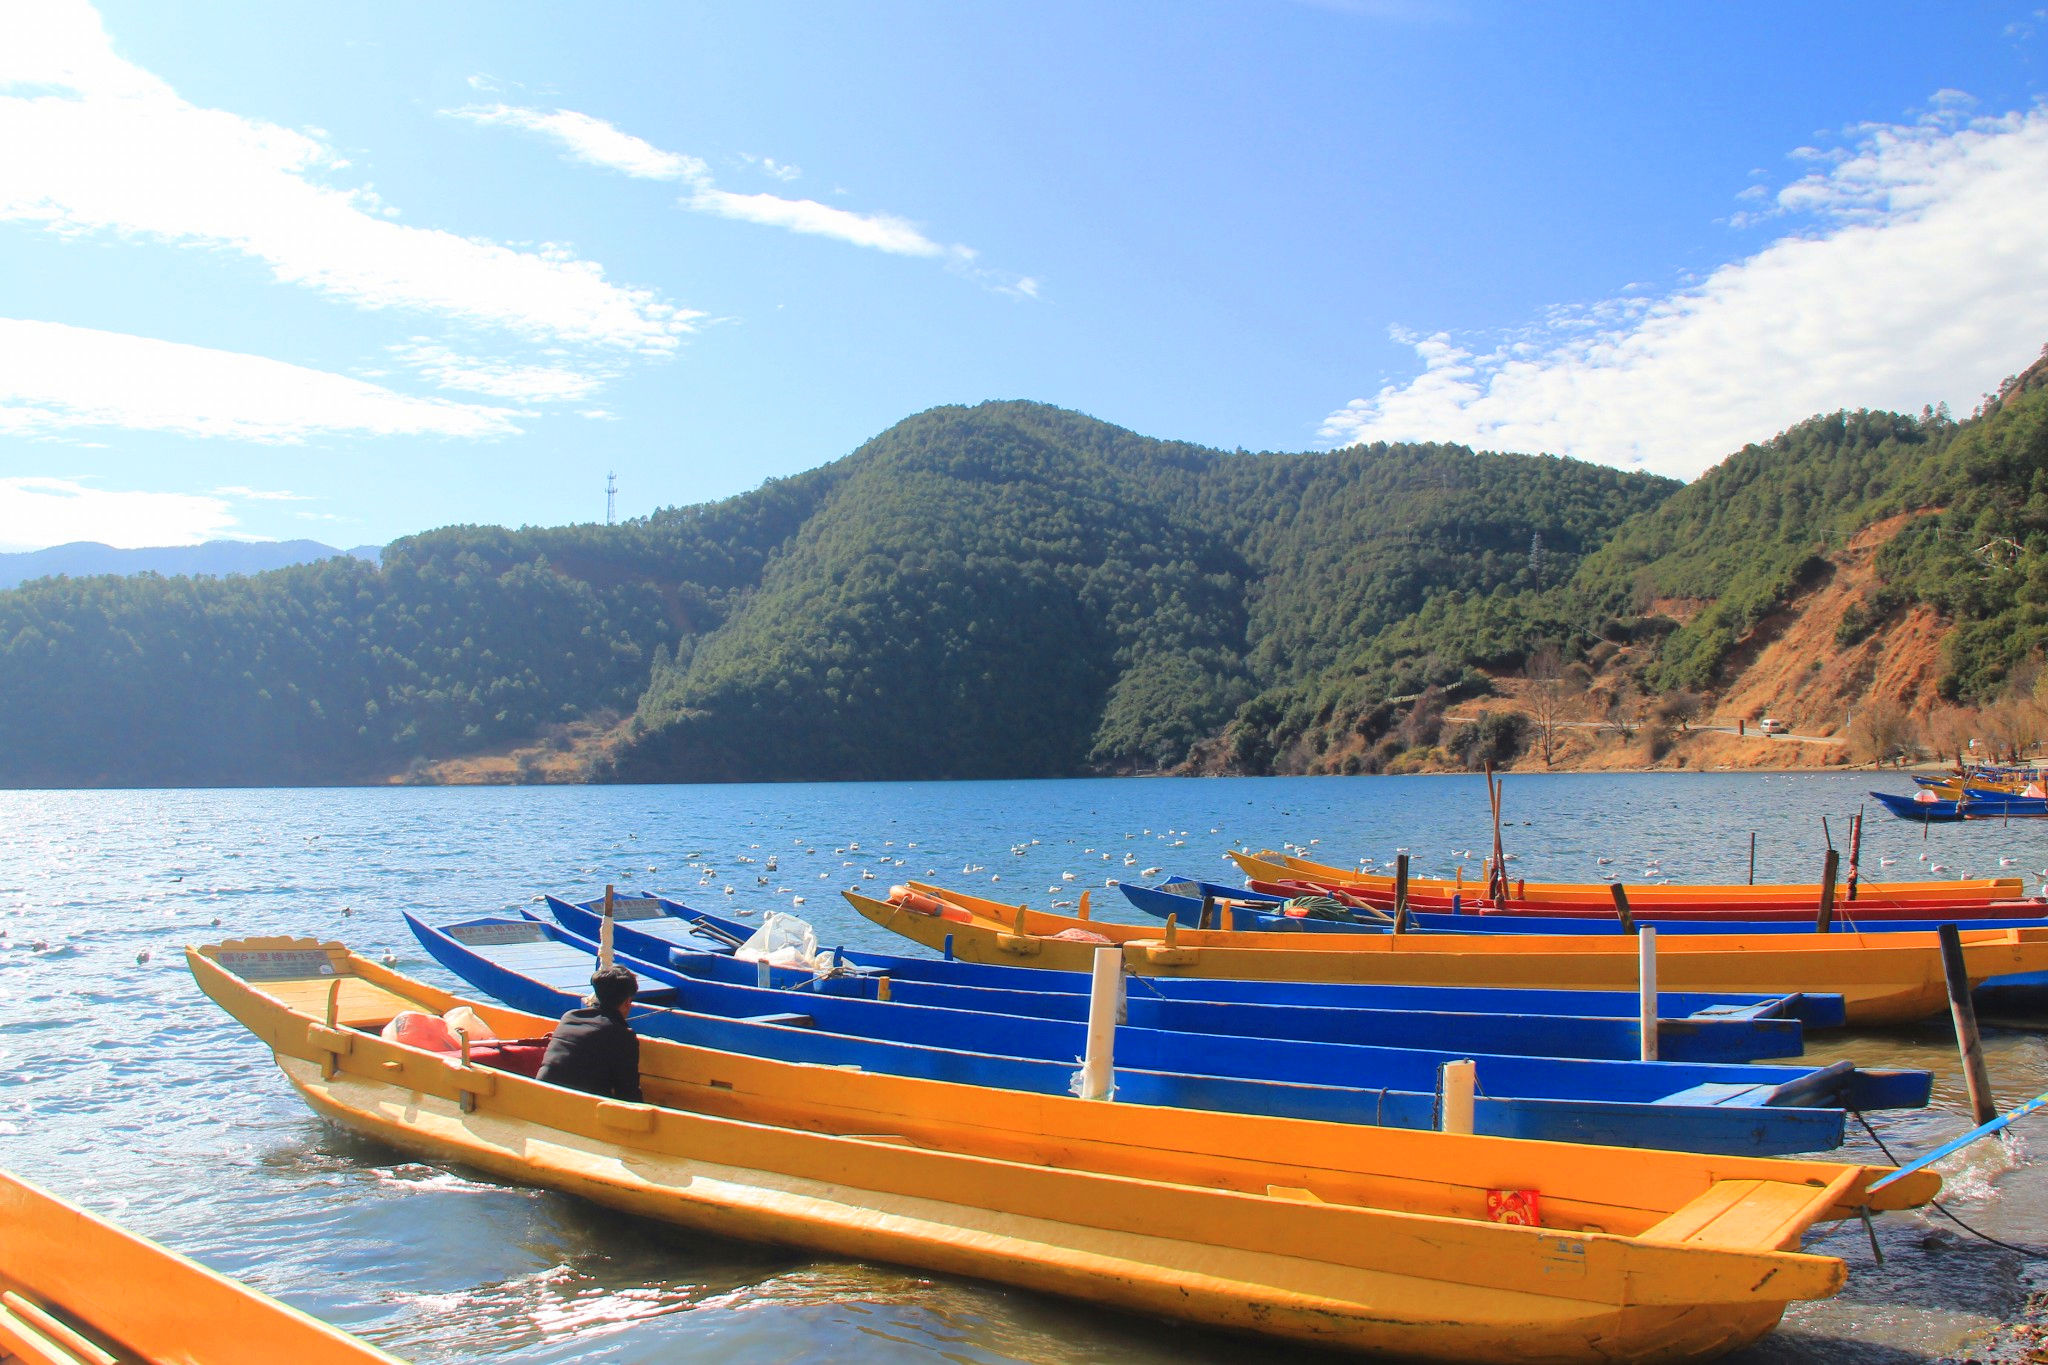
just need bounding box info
[889,886,972,922]
[381,1010,458,1052]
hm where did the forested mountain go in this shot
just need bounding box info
[4,350,2043,788]
[0,400,1665,785]
[0,539,379,591]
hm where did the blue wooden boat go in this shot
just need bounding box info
[1119,878,2048,939]
[547,892,1848,1026]
[1872,789,2012,821]
[412,912,1931,1155]
[545,901,1803,1063]
[1961,787,2048,815]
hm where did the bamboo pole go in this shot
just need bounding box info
[1076,946,1122,1101]
[1438,1059,1476,1134]
[1638,928,1659,1062]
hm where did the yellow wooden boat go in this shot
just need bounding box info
[848,883,2048,1025]
[189,935,1939,1364]
[1240,851,2025,906]
[0,1168,402,1365]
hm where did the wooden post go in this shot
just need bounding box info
[1076,945,1121,1100]
[1164,913,1178,948]
[324,976,340,1029]
[1638,927,1659,1061]
[1748,832,1756,885]
[1609,882,1634,934]
[1938,923,1998,1126]
[1392,853,1410,935]
[1200,891,1217,931]
[599,884,616,971]
[1847,810,1863,903]
[1438,1059,1476,1134]
[1815,850,1839,932]
[1485,762,1508,903]
[1077,890,1091,920]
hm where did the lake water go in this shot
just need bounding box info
[2,772,2044,1363]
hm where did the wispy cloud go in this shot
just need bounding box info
[1,3,698,353]
[0,477,241,552]
[387,339,610,402]
[449,100,1036,289]
[0,318,522,442]
[211,484,310,502]
[687,188,948,256]
[1318,100,2048,479]
[741,153,802,182]
[449,103,707,182]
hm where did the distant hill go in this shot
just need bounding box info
[0,539,381,590]
[0,402,1665,786]
[6,348,2047,788]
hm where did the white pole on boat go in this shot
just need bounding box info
[599,883,617,971]
[1077,945,1122,1100]
[1638,927,1659,1061]
[1438,1059,1476,1134]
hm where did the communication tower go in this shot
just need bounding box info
[606,470,617,526]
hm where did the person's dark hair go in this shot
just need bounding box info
[588,965,638,1013]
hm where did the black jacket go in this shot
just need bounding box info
[536,1006,642,1101]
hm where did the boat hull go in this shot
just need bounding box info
[848,887,2048,1026]
[188,938,1917,1365]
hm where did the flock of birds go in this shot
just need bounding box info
[13,811,2048,971]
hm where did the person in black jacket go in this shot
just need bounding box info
[536,964,643,1101]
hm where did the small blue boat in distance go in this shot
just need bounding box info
[413,911,1930,1155]
[543,899,1803,1063]
[546,892,1848,1026]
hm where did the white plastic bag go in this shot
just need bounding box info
[442,1004,498,1043]
[735,911,824,971]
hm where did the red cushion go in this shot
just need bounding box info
[467,1036,552,1077]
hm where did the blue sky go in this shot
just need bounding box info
[4,1,2047,551]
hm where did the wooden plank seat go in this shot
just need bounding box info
[1640,1171,1861,1251]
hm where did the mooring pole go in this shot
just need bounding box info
[1814,850,1839,932]
[1438,1059,1476,1134]
[1847,810,1863,903]
[1609,882,1634,934]
[1748,832,1756,885]
[1638,927,1659,1061]
[599,883,616,970]
[1938,922,1998,1126]
[1392,853,1410,935]
[1076,945,1122,1100]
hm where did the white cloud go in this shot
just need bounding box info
[388,339,609,402]
[0,2,697,353]
[0,318,522,442]
[741,153,802,182]
[449,103,707,182]
[211,485,309,502]
[1318,102,2048,479]
[686,188,946,256]
[450,100,1033,282]
[0,478,241,551]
